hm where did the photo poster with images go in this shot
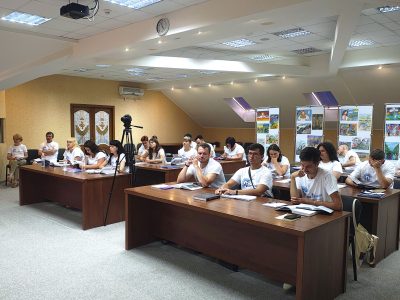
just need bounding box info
[256,107,280,152]
[295,106,324,162]
[384,104,400,161]
[338,105,373,162]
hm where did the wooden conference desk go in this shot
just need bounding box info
[19,165,130,230]
[272,178,400,264]
[133,160,246,186]
[125,186,350,300]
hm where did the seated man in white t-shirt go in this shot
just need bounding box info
[290,147,342,211]
[216,143,273,197]
[346,149,395,189]
[183,133,197,149]
[337,144,361,171]
[177,143,225,188]
[177,136,197,160]
[221,136,246,161]
[38,131,59,163]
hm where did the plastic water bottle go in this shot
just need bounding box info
[41,158,45,168]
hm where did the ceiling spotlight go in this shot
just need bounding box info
[378,65,383,70]
[189,85,192,89]
[208,83,212,87]
[125,48,129,52]
[282,76,286,79]
[171,87,174,91]
[230,81,234,85]
[158,40,162,44]
[254,78,258,83]
[198,31,202,35]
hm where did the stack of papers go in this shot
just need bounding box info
[174,183,203,190]
[275,204,334,216]
[263,202,287,208]
[275,178,291,183]
[152,184,174,190]
[357,191,385,198]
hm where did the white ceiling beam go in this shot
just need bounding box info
[329,2,364,75]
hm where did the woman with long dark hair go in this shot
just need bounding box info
[107,140,126,172]
[317,142,343,179]
[144,137,166,164]
[262,144,290,177]
[82,140,107,170]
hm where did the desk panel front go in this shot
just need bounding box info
[125,186,349,300]
[20,165,130,230]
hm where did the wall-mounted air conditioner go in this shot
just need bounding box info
[119,86,144,97]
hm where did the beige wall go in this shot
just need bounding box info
[1,75,202,180]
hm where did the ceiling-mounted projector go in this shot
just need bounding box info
[60,2,89,19]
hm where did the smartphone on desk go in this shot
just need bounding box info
[284,213,301,220]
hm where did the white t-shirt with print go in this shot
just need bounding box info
[295,168,338,202]
[263,155,290,177]
[8,144,28,159]
[186,158,225,189]
[63,147,85,163]
[349,160,396,188]
[231,166,273,197]
[178,147,197,160]
[319,160,343,175]
[39,141,59,162]
[87,151,107,166]
[224,143,246,161]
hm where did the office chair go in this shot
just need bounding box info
[342,197,362,281]
[57,148,65,162]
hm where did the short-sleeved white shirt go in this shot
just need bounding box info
[63,147,85,163]
[349,160,396,188]
[319,160,343,175]
[231,166,273,197]
[8,144,27,159]
[87,151,107,166]
[178,147,197,160]
[150,148,166,164]
[39,141,59,162]
[186,158,226,188]
[109,153,126,167]
[295,168,339,202]
[263,155,290,177]
[138,144,148,156]
[224,143,246,161]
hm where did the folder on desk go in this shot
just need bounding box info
[193,193,220,201]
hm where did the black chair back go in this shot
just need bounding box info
[27,149,39,164]
[57,148,65,162]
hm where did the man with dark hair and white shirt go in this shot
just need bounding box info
[346,149,395,189]
[221,136,246,161]
[177,143,225,188]
[216,143,272,197]
[38,131,59,163]
[195,134,215,157]
[290,147,342,211]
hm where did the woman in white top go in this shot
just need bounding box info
[106,140,126,172]
[143,137,166,164]
[63,137,85,164]
[317,142,343,179]
[7,133,28,187]
[81,140,107,170]
[178,137,197,160]
[263,144,290,177]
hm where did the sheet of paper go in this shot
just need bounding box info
[263,202,287,208]
[275,178,291,183]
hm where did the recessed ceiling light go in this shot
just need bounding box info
[230,81,234,85]
[377,6,400,13]
[348,39,375,48]
[1,11,51,26]
[198,31,202,35]
[96,64,111,68]
[208,83,212,87]
[282,76,286,80]
[158,40,162,44]
[199,70,219,75]
[272,27,311,39]
[189,85,192,89]
[250,54,276,61]
[378,65,383,70]
[104,0,163,10]
[125,48,129,52]
[292,47,322,55]
[222,38,256,48]
[254,78,258,83]
[171,86,174,91]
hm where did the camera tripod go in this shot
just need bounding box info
[104,115,142,226]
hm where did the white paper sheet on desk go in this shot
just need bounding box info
[220,194,256,201]
[275,178,291,183]
[263,202,287,208]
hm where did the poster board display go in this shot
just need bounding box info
[384,104,400,161]
[295,106,324,162]
[337,105,373,161]
[256,107,279,152]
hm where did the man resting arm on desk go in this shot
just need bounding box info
[290,147,342,211]
[177,143,225,188]
[220,137,246,161]
[345,149,395,189]
[216,143,273,197]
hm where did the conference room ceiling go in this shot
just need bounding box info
[1,0,400,92]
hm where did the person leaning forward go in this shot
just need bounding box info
[177,143,225,188]
[216,143,273,197]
